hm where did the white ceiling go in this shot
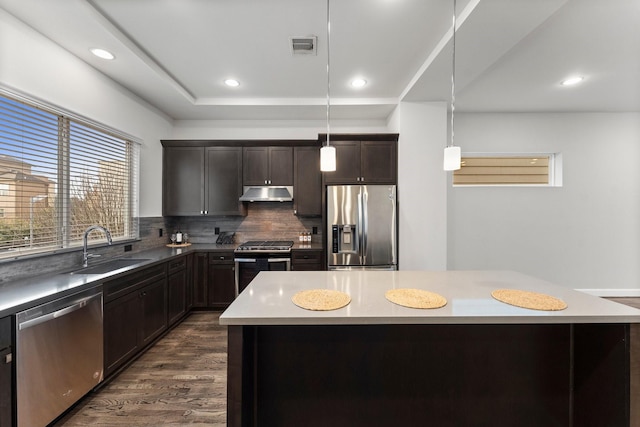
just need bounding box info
[1,0,638,121]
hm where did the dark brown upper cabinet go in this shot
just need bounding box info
[293,146,322,216]
[243,146,293,186]
[321,135,398,185]
[163,146,245,216]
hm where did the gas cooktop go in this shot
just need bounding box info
[235,240,294,252]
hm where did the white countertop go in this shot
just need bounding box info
[219,270,640,325]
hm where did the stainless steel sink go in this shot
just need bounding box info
[65,258,151,275]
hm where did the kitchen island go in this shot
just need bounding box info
[220,270,640,427]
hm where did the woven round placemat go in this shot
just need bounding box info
[291,289,351,311]
[385,288,447,309]
[491,289,567,311]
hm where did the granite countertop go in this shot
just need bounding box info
[219,270,640,326]
[0,243,235,318]
[0,241,326,318]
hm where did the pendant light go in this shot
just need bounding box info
[443,0,461,171]
[320,0,337,172]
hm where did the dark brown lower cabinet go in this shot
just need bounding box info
[104,266,168,378]
[0,316,12,427]
[209,252,236,309]
[167,258,188,326]
[192,253,209,308]
[291,249,324,271]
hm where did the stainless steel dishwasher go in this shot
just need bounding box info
[16,286,103,427]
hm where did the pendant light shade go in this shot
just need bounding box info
[320,0,337,172]
[443,146,461,171]
[444,0,461,172]
[320,145,337,171]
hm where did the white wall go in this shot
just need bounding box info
[449,112,640,295]
[0,9,172,217]
[394,102,448,270]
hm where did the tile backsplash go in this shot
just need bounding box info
[1,205,322,285]
[165,202,322,244]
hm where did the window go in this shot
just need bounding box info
[0,92,139,258]
[453,154,561,186]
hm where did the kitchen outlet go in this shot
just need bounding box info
[159,228,163,237]
[215,227,220,234]
[124,244,132,252]
[312,226,318,234]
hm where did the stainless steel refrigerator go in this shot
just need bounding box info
[327,185,397,270]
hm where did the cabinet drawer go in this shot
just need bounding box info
[209,252,235,264]
[104,263,167,301]
[292,250,323,264]
[167,256,187,275]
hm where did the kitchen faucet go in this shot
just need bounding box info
[83,225,113,267]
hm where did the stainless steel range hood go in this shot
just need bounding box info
[239,186,294,202]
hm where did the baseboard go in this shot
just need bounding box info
[575,288,640,297]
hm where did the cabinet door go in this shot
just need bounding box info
[185,254,194,310]
[322,140,361,184]
[208,252,236,308]
[163,147,205,216]
[208,263,236,308]
[140,279,168,347]
[291,249,324,271]
[269,147,293,185]
[192,253,209,307]
[206,147,245,215]
[361,140,397,183]
[104,291,140,376]
[167,270,187,326]
[293,146,322,216]
[243,147,269,185]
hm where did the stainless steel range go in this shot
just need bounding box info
[234,240,293,294]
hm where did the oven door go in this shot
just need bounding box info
[234,256,291,295]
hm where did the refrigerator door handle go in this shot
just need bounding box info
[360,189,368,265]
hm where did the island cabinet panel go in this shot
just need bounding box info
[322,137,398,185]
[243,146,293,186]
[0,316,12,427]
[103,263,168,378]
[293,146,321,216]
[228,323,632,427]
[208,252,236,309]
[163,146,245,216]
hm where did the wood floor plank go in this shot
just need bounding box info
[54,312,227,426]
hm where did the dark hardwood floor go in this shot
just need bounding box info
[54,312,227,426]
[53,299,640,426]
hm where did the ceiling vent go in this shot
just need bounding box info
[290,36,317,55]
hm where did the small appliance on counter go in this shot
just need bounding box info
[327,185,397,270]
[216,231,235,244]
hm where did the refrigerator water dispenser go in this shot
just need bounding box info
[332,224,357,253]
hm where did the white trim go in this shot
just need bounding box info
[575,288,640,297]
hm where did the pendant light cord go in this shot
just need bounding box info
[449,0,456,149]
[326,0,331,148]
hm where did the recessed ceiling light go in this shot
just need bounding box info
[351,78,367,88]
[560,76,584,86]
[89,48,115,60]
[224,79,240,87]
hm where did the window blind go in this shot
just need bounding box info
[0,93,138,258]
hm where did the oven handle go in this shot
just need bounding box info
[234,258,291,263]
